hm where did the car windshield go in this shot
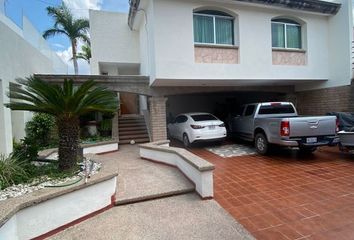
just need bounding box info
[191,114,217,121]
[258,104,295,114]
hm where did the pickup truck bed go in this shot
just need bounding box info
[228,102,339,154]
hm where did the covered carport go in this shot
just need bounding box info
[166,90,292,124]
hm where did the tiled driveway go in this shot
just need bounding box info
[191,146,354,240]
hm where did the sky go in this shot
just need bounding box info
[3,0,130,74]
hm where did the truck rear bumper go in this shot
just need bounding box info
[272,136,339,147]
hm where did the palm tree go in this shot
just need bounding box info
[43,3,89,74]
[76,44,91,63]
[6,76,118,171]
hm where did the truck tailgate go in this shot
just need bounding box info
[289,116,336,137]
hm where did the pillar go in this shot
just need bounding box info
[111,93,119,141]
[0,80,13,155]
[149,96,167,141]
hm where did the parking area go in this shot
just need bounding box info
[189,145,354,240]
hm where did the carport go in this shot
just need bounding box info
[166,91,292,124]
[36,74,297,144]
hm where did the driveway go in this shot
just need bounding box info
[190,145,354,240]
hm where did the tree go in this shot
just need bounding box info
[43,3,89,74]
[76,44,91,63]
[6,76,118,171]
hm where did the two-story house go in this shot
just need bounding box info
[89,0,353,142]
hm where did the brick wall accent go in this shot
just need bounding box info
[296,84,354,115]
[194,46,238,64]
[272,50,306,65]
[111,109,119,140]
[149,97,167,141]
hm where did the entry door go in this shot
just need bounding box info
[120,93,139,115]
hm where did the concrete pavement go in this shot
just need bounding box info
[50,193,254,240]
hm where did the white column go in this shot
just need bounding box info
[0,80,13,155]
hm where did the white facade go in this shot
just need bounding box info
[0,12,67,155]
[90,11,140,75]
[89,0,353,91]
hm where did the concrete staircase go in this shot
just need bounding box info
[118,115,150,144]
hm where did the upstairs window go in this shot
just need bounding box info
[193,10,234,45]
[271,18,302,49]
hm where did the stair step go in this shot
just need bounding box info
[119,116,144,120]
[119,129,148,135]
[120,134,149,140]
[119,138,150,144]
[118,120,145,123]
[119,123,147,127]
[119,126,147,131]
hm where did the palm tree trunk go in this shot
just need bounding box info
[56,116,80,171]
[71,40,78,75]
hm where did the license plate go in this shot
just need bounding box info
[306,137,317,143]
[209,125,215,130]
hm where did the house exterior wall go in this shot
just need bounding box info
[296,83,354,115]
[89,10,140,75]
[0,13,67,155]
[149,0,351,89]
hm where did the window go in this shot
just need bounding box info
[191,114,217,121]
[193,10,234,45]
[271,19,302,49]
[258,104,295,114]
[176,115,188,123]
[244,105,256,116]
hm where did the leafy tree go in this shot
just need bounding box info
[6,76,118,171]
[76,44,91,63]
[43,3,89,74]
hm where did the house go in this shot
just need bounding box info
[0,6,67,155]
[87,0,353,143]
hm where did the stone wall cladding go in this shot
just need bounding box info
[149,97,168,141]
[272,50,306,65]
[296,84,354,115]
[194,46,238,64]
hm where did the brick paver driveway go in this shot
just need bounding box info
[191,146,354,240]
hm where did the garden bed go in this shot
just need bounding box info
[38,140,119,161]
[0,156,117,240]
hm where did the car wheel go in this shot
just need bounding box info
[299,146,317,155]
[183,133,190,148]
[255,133,269,155]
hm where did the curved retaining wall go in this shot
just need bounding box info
[0,173,117,239]
[139,140,214,199]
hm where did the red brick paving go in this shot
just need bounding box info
[191,146,354,240]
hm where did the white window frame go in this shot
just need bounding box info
[272,21,302,50]
[193,12,234,46]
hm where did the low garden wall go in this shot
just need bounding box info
[139,140,214,199]
[0,168,117,239]
[38,140,119,161]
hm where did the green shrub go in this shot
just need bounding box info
[26,113,56,148]
[13,137,39,163]
[0,154,29,190]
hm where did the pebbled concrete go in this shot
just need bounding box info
[49,193,255,240]
[92,145,195,205]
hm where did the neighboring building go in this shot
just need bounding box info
[88,0,353,142]
[0,9,67,155]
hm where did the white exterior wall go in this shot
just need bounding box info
[89,10,140,75]
[0,13,67,155]
[149,0,352,89]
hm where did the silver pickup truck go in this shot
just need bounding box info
[228,102,339,154]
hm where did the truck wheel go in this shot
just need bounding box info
[255,133,269,155]
[183,133,190,148]
[299,146,317,154]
